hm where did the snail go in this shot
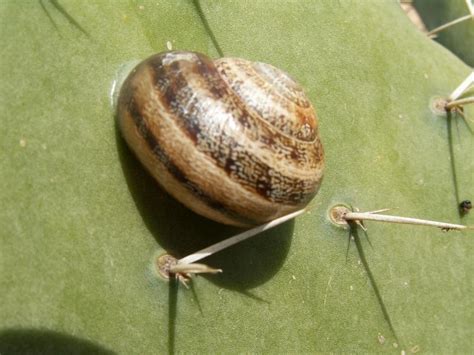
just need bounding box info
[117,51,324,227]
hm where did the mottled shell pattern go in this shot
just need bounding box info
[117,51,324,227]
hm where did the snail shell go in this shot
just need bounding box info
[117,51,324,227]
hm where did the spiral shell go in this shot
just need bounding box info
[117,51,324,227]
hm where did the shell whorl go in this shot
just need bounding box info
[117,51,324,227]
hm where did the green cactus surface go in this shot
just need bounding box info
[1,1,473,353]
[413,0,474,66]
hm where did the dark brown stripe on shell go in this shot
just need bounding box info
[124,95,259,226]
[148,52,322,205]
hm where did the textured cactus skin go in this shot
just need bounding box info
[0,1,473,354]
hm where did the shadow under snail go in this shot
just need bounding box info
[117,51,324,227]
